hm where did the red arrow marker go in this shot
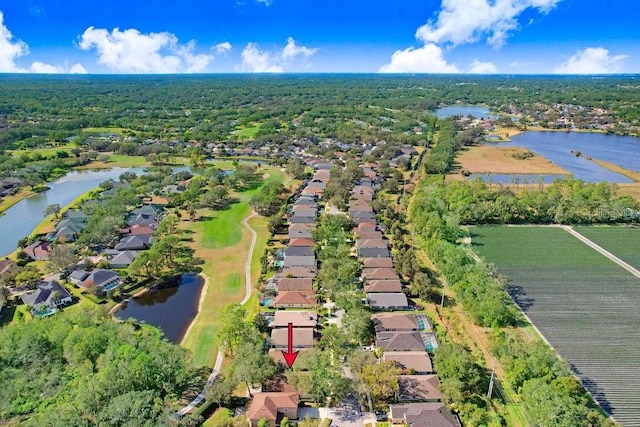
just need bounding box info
[281,322,299,368]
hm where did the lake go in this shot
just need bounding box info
[435,105,499,119]
[114,274,204,343]
[489,131,640,183]
[0,167,145,257]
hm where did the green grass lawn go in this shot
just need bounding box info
[200,201,250,249]
[234,125,260,139]
[8,144,75,157]
[574,225,640,270]
[82,127,129,134]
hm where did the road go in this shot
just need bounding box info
[177,211,258,416]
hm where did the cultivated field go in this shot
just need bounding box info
[471,226,640,426]
[455,146,569,174]
[574,225,640,271]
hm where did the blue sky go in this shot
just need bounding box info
[0,0,638,74]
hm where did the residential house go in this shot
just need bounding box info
[53,220,84,242]
[372,313,419,332]
[23,241,52,260]
[279,267,317,279]
[115,235,152,251]
[246,392,300,427]
[271,328,315,349]
[272,311,318,328]
[108,250,139,268]
[376,331,425,352]
[272,291,316,308]
[356,239,388,249]
[284,246,315,257]
[384,352,434,375]
[283,256,316,268]
[80,269,121,295]
[288,238,315,247]
[397,375,442,402]
[121,224,156,236]
[367,292,409,310]
[362,268,399,281]
[364,280,403,293]
[359,247,390,258]
[21,281,73,316]
[362,257,394,268]
[355,231,384,240]
[68,269,90,285]
[389,403,460,427]
[126,214,157,227]
[289,215,316,224]
[0,259,17,275]
[276,278,314,292]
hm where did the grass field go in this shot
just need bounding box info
[179,166,286,367]
[471,225,640,426]
[455,146,569,175]
[7,144,75,157]
[574,225,640,270]
[234,125,261,139]
[82,127,129,134]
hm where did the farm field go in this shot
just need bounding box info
[574,226,640,271]
[471,226,640,426]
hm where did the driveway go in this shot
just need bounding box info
[298,397,367,427]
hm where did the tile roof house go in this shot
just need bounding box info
[372,313,419,332]
[288,238,316,247]
[272,291,316,308]
[384,351,434,375]
[362,257,394,268]
[364,280,403,293]
[279,267,317,279]
[358,248,391,258]
[246,392,299,427]
[121,224,156,236]
[23,241,52,261]
[283,256,316,268]
[397,375,442,402]
[389,402,460,427]
[376,331,425,352]
[115,235,152,251]
[271,327,315,349]
[284,246,315,257]
[273,311,318,328]
[21,281,73,316]
[108,250,139,268]
[80,269,121,295]
[362,268,400,281]
[356,239,389,249]
[276,278,314,292]
[367,292,409,310]
[356,231,385,240]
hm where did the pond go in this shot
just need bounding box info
[114,274,204,343]
[0,167,146,257]
[435,105,499,119]
[489,131,640,183]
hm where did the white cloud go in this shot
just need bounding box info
[378,43,459,73]
[69,63,88,74]
[78,27,213,73]
[236,38,317,73]
[282,37,317,59]
[29,61,63,73]
[416,0,562,47]
[0,10,29,72]
[468,59,497,73]
[554,47,627,74]
[214,41,232,55]
[237,43,283,72]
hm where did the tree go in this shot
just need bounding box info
[155,214,179,238]
[15,266,42,288]
[359,361,401,408]
[343,307,374,345]
[285,158,306,179]
[216,304,248,356]
[257,418,269,427]
[47,245,77,272]
[206,373,238,407]
[232,340,276,396]
[44,203,62,219]
[433,343,485,405]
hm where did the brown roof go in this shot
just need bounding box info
[356,239,388,249]
[277,278,314,291]
[289,223,315,231]
[362,267,399,280]
[365,280,403,293]
[362,257,394,268]
[397,375,442,402]
[384,351,434,374]
[356,231,385,240]
[273,311,318,328]
[273,291,316,307]
[372,313,419,332]
[271,327,315,348]
[289,238,316,247]
[357,222,377,231]
[121,224,155,236]
[246,392,299,424]
[279,267,317,279]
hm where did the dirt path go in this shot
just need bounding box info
[177,211,258,416]
[562,225,640,279]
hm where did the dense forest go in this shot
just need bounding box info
[1,74,639,150]
[0,307,194,426]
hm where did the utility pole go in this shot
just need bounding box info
[487,359,497,399]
